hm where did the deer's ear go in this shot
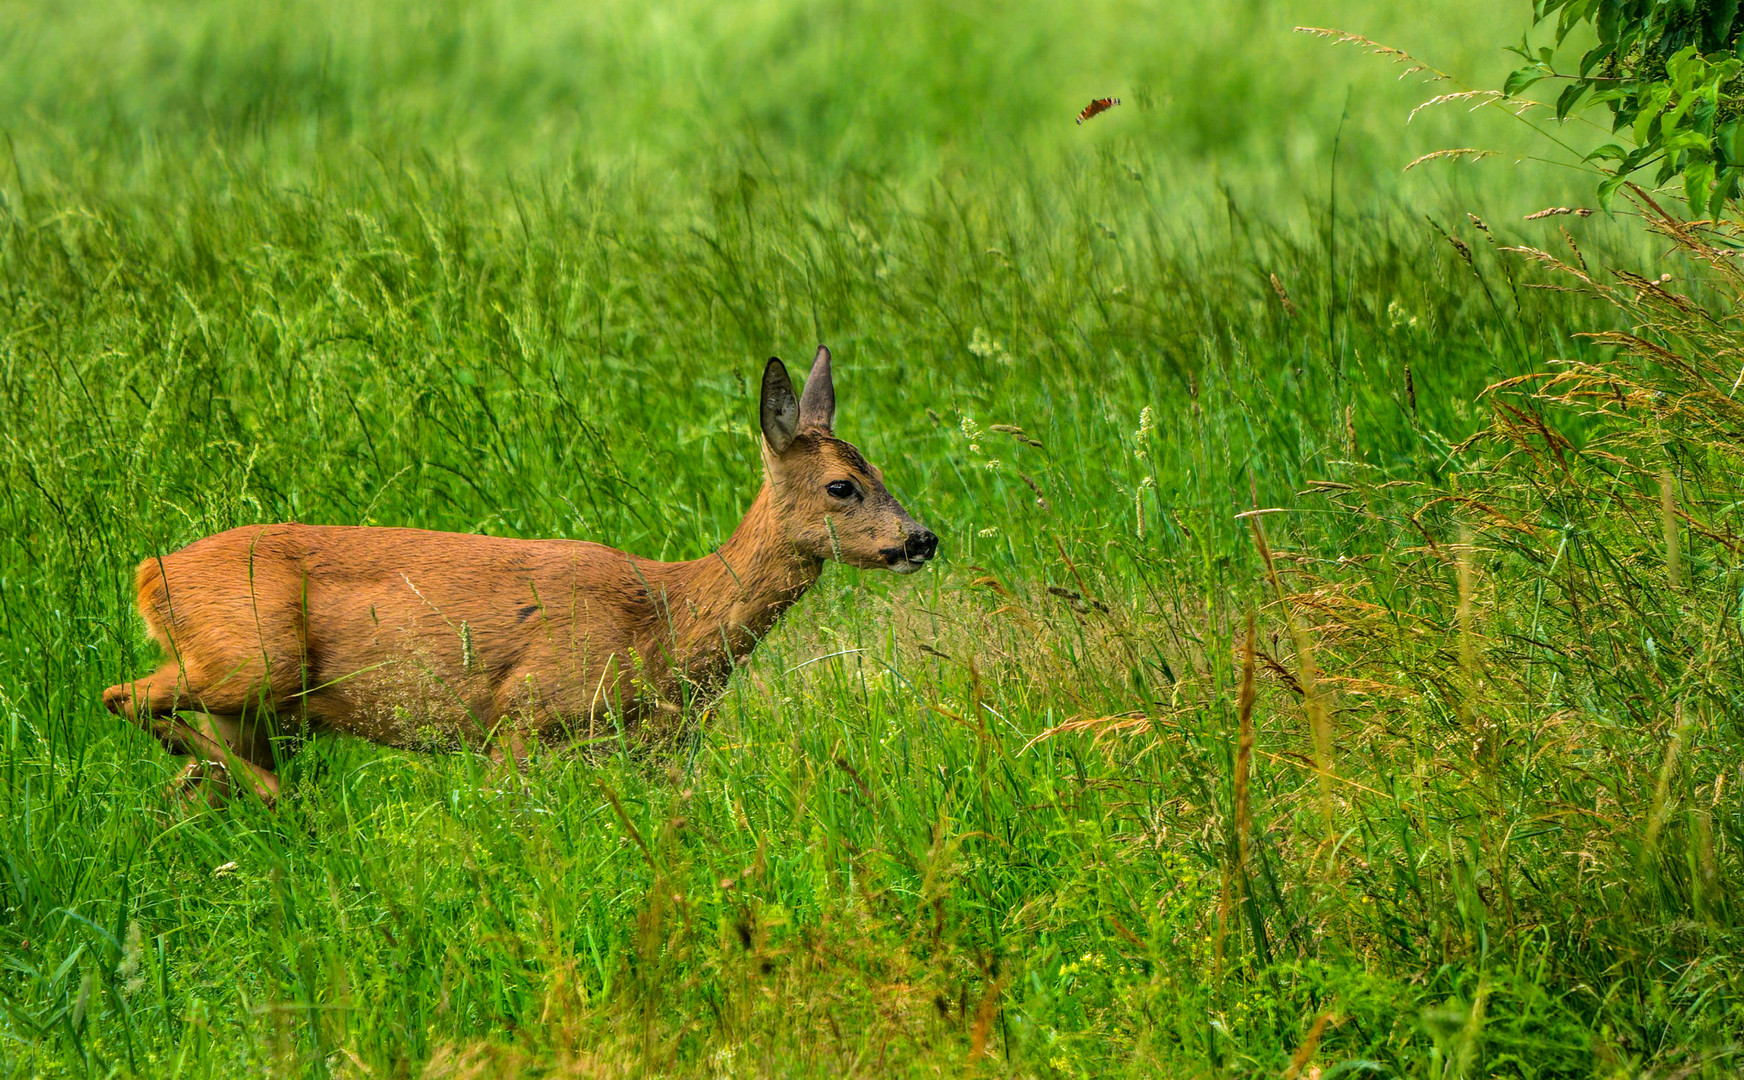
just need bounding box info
[760,357,801,454]
[798,344,835,433]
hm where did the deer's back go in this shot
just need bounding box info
[138,523,665,744]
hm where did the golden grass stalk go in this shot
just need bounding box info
[1245,514,1335,839]
[1523,206,1594,220]
[1403,147,1498,171]
[1294,27,1447,83]
[1235,615,1256,907]
[1407,90,1504,122]
[1215,615,1258,972]
[1661,468,1681,591]
[1270,273,1297,317]
[1644,700,1692,854]
[1456,523,1476,683]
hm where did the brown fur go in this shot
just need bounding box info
[102,348,936,804]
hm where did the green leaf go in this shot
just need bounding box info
[1665,46,1704,91]
[1708,0,1741,44]
[1598,171,1629,210]
[1722,120,1744,165]
[1504,68,1549,97]
[1706,167,1740,219]
[1585,142,1630,162]
[1662,94,1697,134]
[1685,158,1716,214]
[1633,85,1671,145]
[1661,129,1714,154]
[1596,0,1622,43]
[1556,81,1590,119]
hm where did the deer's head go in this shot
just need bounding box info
[759,347,938,574]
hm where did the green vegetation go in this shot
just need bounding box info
[1507,0,1744,213]
[0,0,1739,1075]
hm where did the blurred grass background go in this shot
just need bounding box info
[2,0,1740,1076]
[0,0,1597,192]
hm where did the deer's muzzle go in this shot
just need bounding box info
[884,526,938,574]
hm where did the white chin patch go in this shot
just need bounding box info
[890,558,928,575]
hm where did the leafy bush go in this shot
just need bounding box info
[1509,0,1744,214]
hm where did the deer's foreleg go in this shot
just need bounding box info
[103,664,199,754]
[157,717,280,807]
[104,665,281,806]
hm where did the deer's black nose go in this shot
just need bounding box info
[908,528,938,561]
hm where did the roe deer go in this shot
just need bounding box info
[103,347,937,805]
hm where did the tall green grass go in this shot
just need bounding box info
[0,0,1738,1076]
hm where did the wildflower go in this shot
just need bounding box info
[968,327,1015,365]
[960,414,984,455]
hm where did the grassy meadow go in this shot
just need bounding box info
[2,0,1742,1075]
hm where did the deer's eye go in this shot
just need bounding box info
[826,480,857,500]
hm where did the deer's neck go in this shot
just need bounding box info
[650,482,821,700]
